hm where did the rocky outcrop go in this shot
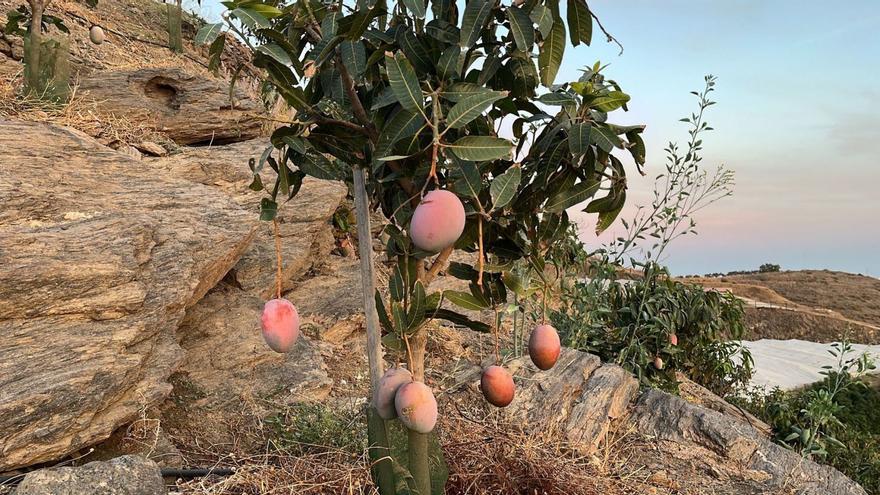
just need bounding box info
[78,67,262,145]
[175,284,333,404]
[0,121,257,470]
[155,139,348,299]
[13,455,165,495]
[630,389,867,495]
[455,348,639,453]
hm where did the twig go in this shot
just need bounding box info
[591,11,624,55]
[273,218,282,299]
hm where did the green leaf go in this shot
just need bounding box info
[538,91,576,106]
[207,35,226,75]
[437,46,463,81]
[538,20,565,87]
[402,0,427,19]
[376,290,394,333]
[298,153,343,180]
[407,281,427,330]
[566,0,592,47]
[385,52,425,114]
[507,7,534,52]
[339,41,366,79]
[595,195,625,235]
[232,8,270,30]
[530,5,553,38]
[430,308,491,332]
[257,43,292,66]
[246,4,283,18]
[569,122,590,157]
[591,91,631,112]
[490,165,521,210]
[590,124,623,152]
[545,180,600,212]
[444,290,488,311]
[259,198,278,221]
[445,91,508,129]
[454,159,483,199]
[442,83,504,102]
[446,136,513,161]
[460,0,493,49]
[376,110,427,158]
[194,22,223,45]
[390,265,405,302]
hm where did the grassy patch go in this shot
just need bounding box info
[264,402,367,455]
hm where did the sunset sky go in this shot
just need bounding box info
[192,0,879,276]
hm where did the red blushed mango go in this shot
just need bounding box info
[654,356,664,370]
[669,333,678,346]
[480,365,515,407]
[260,298,300,353]
[374,367,412,420]
[394,381,438,433]
[409,190,466,252]
[528,324,561,371]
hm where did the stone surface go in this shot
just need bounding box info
[77,67,262,145]
[456,348,639,453]
[0,120,256,470]
[14,455,165,495]
[155,139,348,299]
[675,372,772,437]
[175,283,333,404]
[630,389,867,495]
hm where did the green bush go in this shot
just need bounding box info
[265,402,367,455]
[732,341,879,494]
[551,260,753,395]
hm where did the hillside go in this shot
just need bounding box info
[0,2,873,495]
[691,270,880,344]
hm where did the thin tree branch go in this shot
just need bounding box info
[591,11,624,55]
[421,246,454,287]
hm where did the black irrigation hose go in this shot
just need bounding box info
[0,467,236,486]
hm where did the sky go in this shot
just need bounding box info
[190,1,879,276]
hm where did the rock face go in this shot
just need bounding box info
[175,284,333,404]
[456,348,639,453]
[0,121,256,470]
[630,389,867,495]
[14,455,165,495]
[155,139,348,299]
[78,68,262,145]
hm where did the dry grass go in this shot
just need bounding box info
[175,400,668,495]
[0,72,173,149]
[175,450,376,495]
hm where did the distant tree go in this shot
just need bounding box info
[759,263,781,273]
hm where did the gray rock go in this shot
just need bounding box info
[0,121,256,470]
[455,348,639,454]
[14,455,165,495]
[77,68,262,146]
[154,139,348,299]
[630,389,867,495]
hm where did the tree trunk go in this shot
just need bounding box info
[406,270,432,494]
[352,166,395,495]
[26,0,44,94]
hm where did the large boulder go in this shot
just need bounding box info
[14,455,165,495]
[0,121,257,470]
[77,67,262,145]
[454,348,638,453]
[154,139,348,299]
[630,389,867,495]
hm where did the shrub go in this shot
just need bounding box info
[551,260,753,395]
[759,263,781,273]
[733,341,879,494]
[265,402,367,455]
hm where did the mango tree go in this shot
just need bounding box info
[199,0,644,492]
